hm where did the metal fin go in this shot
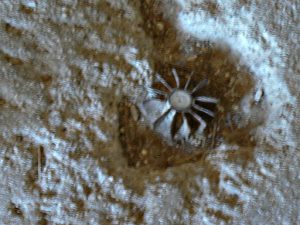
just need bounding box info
[145,87,167,96]
[153,108,172,130]
[172,69,180,88]
[184,72,193,90]
[170,112,183,138]
[195,96,218,104]
[156,74,172,91]
[181,113,191,139]
[189,110,207,132]
[193,104,215,117]
[192,79,208,94]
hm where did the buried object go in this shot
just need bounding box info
[140,69,218,142]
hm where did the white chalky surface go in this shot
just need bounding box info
[0,0,299,224]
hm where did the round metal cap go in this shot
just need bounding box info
[168,89,192,111]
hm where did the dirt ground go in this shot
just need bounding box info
[0,0,299,224]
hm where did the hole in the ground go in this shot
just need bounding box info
[118,99,208,169]
[117,0,259,170]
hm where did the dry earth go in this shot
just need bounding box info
[0,0,299,225]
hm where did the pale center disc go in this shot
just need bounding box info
[169,90,192,111]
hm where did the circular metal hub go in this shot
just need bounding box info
[168,89,192,111]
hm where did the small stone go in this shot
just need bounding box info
[120,127,125,134]
[187,55,197,61]
[229,77,235,86]
[217,105,224,112]
[141,149,147,156]
[254,88,263,103]
[233,105,239,111]
[156,22,164,31]
[130,105,139,121]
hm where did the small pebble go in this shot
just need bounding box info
[217,105,224,112]
[233,105,239,111]
[187,55,197,61]
[156,22,164,31]
[130,105,139,121]
[26,1,36,9]
[141,149,147,156]
[120,127,125,134]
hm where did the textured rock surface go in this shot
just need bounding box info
[0,0,299,224]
